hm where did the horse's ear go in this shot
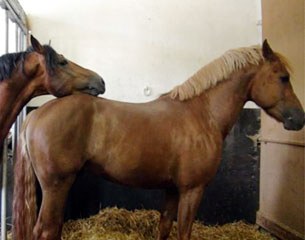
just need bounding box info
[262,39,276,61]
[30,35,44,54]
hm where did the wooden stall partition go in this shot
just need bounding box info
[258,0,305,239]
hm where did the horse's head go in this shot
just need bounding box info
[24,35,105,97]
[250,40,304,130]
[0,36,105,149]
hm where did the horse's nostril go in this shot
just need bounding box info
[287,116,293,122]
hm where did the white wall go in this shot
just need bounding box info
[19,0,262,106]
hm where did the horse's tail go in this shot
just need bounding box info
[12,119,37,240]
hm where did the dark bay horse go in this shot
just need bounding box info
[0,35,105,150]
[13,41,304,240]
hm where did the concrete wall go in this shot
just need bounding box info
[19,0,261,107]
[258,0,305,239]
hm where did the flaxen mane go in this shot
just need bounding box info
[170,46,263,101]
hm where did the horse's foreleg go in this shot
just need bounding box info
[157,188,179,240]
[177,186,204,240]
[33,175,76,240]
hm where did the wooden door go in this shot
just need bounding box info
[258,1,304,239]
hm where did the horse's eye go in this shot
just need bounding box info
[280,76,289,83]
[59,59,68,66]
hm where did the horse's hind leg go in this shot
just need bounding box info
[33,174,76,240]
[157,188,179,240]
[177,186,204,240]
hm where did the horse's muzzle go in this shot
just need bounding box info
[283,108,305,131]
[84,77,106,96]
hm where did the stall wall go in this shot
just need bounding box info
[258,0,305,239]
[19,0,261,106]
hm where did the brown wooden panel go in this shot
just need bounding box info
[260,0,305,234]
[261,0,304,144]
[259,142,304,237]
[257,213,304,240]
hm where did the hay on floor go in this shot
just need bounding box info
[60,207,275,240]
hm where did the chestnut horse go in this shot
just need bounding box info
[13,41,304,240]
[0,35,105,150]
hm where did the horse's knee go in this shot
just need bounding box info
[177,186,204,240]
[33,224,42,240]
[158,189,179,240]
[33,223,61,240]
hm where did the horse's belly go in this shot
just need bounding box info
[87,157,174,189]
[107,171,173,189]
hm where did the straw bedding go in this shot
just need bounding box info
[7,207,275,239]
[59,207,275,240]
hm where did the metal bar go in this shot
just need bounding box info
[15,22,18,50]
[1,0,27,34]
[12,25,19,159]
[4,9,8,53]
[1,9,9,240]
[0,6,28,240]
[1,139,8,240]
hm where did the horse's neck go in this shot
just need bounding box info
[0,76,31,145]
[203,68,255,137]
